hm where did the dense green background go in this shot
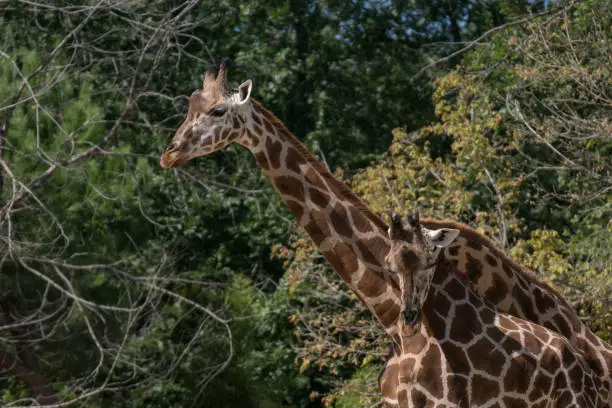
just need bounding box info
[0,0,609,406]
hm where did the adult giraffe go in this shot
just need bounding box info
[162,63,407,330]
[381,212,605,407]
[159,63,611,390]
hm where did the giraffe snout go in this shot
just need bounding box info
[160,141,188,168]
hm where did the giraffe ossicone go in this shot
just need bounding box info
[381,213,606,407]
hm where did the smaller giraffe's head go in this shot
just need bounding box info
[385,212,459,308]
[386,212,459,273]
[160,62,253,168]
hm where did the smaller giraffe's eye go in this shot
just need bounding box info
[209,106,227,117]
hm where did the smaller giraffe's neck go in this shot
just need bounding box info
[239,101,402,329]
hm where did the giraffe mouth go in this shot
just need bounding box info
[160,152,187,168]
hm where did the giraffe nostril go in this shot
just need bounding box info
[165,141,180,153]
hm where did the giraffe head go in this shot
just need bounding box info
[385,212,460,319]
[386,212,460,273]
[160,62,253,168]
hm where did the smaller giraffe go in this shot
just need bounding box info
[380,213,605,408]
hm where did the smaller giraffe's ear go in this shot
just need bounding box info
[236,80,252,105]
[426,228,460,248]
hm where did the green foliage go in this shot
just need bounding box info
[324,364,382,407]
[1,0,609,407]
[279,0,611,403]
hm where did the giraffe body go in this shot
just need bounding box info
[381,215,607,408]
[422,219,612,394]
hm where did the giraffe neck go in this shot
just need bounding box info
[422,218,612,383]
[239,100,402,329]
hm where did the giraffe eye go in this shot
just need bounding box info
[209,106,227,117]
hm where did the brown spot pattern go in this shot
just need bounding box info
[244,129,258,147]
[479,306,495,324]
[484,273,509,305]
[447,376,468,406]
[552,314,571,339]
[263,118,275,134]
[529,372,553,401]
[504,354,537,393]
[555,390,573,407]
[273,175,304,201]
[447,245,460,256]
[356,241,382,267]
[357,271,386,298]
[330,203,353,237]
[450,303,479,343]
[322,242,357,283]
[304,167,327,190]
[512,285,539,323]
[374,299,400,327]
[265,137,282,168]
[444,277,467,301]
[465,252,483,283]
[568,363,584,392]
[502,396,528,408]
[466,238,483,250]
[308,188,330,208]
[467,337,505,377]
[348,205,372,233]
[555,370,567,389]
[468,291,483,308]
[411,389,429,407]
[533,287,555,313]
[405,248,422,268]
[286,200,304,221]
[285,147,305,174]
[486,325,507,344]
[441,343,470,375]
[254,151,270,170]
[379,362,399,398]
[304,210,331,246]
[471,374,499,405]
[424,302,446,337]
[485,253,498,266]
[420,345,443,399]
[502,262,515,279]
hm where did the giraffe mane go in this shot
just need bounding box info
[420,217,571,305]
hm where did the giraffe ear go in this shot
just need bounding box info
[426,228,460,248]
[236,80,252,105]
